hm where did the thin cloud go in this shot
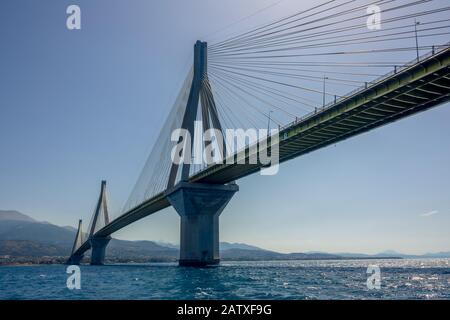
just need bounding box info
[420,210,438,217]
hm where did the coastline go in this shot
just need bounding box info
[0,256,404,267]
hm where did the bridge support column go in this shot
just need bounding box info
[167,182,239,267]
[67,253,84,265]
[90,237,111,265]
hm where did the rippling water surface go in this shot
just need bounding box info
[1,259,449,300]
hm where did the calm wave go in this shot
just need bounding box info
[1,259,449,300]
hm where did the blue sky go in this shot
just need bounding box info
[0,0,449,254]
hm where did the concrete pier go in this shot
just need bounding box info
[90,237,111,265]
[166,182,239,267]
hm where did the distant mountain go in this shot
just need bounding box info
[421,251,450,258]
[0,220,76,247]
[108,239,177,260]
[62,226,78,233]
[155,241,179,249]
[377,250,404,257]
[1,210,449,262]
[376,251,450,259]
[154,242,265,251]
[0,213,345,261]
[0,210,36,222]
[333,250,450,259]
[0,240,67,257]
[220,242,264,251]
[221,249,342,261]
[221,249,281,260]
[288,252,343,260]
[219,243,344,261]
[0,210,178,261]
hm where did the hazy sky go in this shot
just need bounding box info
[0,0,449,255]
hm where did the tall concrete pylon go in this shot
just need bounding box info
[167,41,227,188]
[89,180,111,265]
[67,219,84,265]
[165,41,239,267]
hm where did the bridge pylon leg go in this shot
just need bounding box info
[67,253,84,265]
[89,237,111,265]
[166,182,239,267]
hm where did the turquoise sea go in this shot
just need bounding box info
[0,259,449,300]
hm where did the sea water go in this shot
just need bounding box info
[0,259,449,300]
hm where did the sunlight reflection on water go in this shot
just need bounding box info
[0,259,449,300]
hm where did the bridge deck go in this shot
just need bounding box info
[192,47,450,183]
[72,47,450,258]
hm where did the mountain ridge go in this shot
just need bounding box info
[0,210,36,222]
[1,210,449,262]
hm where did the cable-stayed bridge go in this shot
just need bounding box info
[67,0,450,266]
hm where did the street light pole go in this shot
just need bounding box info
[267,110,273,139]
[414,19,421,62]
[323,76,329,108]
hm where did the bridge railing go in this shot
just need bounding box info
[279,43,450,133]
